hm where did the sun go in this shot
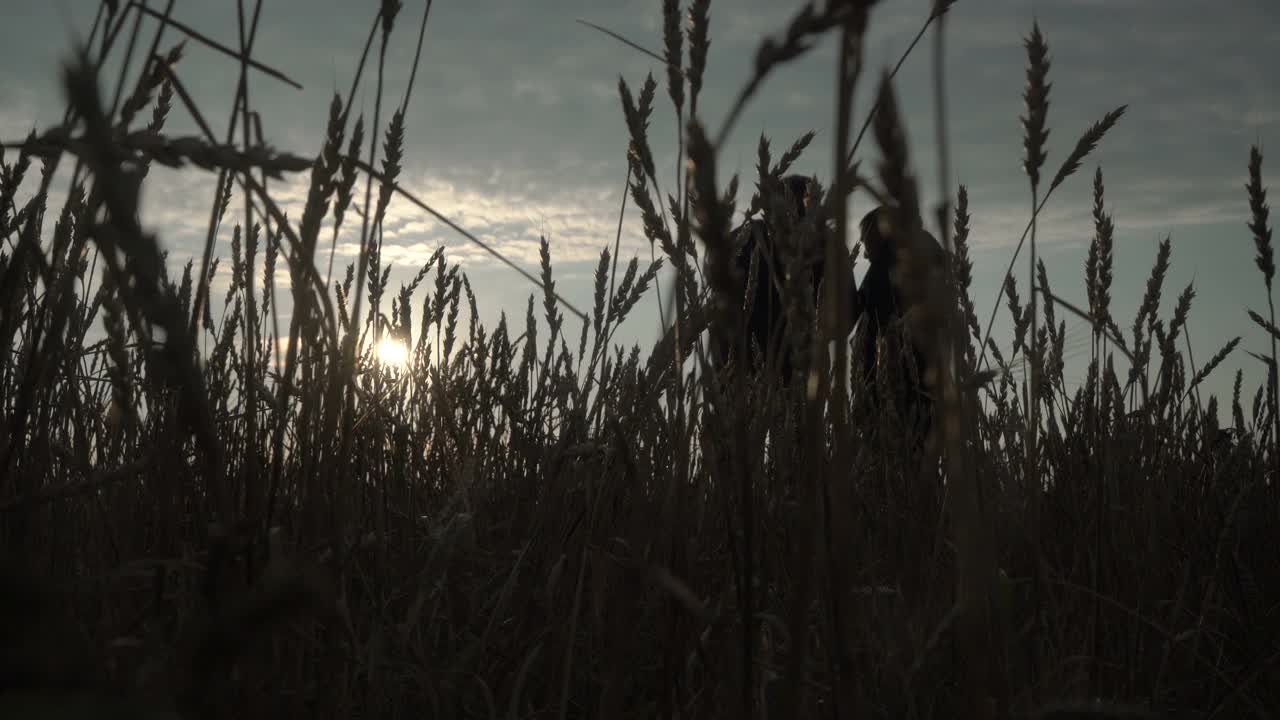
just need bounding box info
[375,336,410,369]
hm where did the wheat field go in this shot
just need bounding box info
[0,1,1276,718]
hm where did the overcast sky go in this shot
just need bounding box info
[2,0,1278,410]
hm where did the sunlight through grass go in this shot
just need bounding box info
[376,336,410,369]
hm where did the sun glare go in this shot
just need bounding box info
[376,336,410,369]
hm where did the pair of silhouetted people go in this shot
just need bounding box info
[711,175,945,440]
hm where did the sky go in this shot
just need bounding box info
[2,0,1278,415]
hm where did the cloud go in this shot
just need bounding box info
[1,0,1274,388]
[512,74,564,107]
[0,94,42,138]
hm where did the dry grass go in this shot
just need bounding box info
[0,1,1276,719]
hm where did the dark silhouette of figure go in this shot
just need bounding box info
[711,184,946,440]
[852,205,947,440]
[713,174,831,386]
